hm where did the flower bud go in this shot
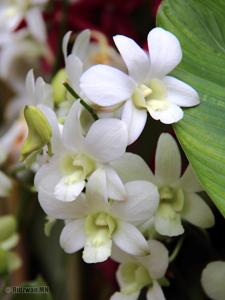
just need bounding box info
[20,106,52,161]
[51,69,67,105]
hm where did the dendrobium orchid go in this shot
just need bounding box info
[111,240,168,300]
[38,168,159,263]
[152,134,214,236]
[80,27,200,144]
[112,133,214,237]
[35,101,129,202]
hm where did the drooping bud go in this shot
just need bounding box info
[20,106,52,162]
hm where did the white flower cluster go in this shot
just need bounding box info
[23,28,215,300]
[0,0,51,198]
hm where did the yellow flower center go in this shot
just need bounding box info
[120,262,152,295]
[60,153,96,185]
[159,186,184,212]
[132,79,169,112]
[85,212,117,246]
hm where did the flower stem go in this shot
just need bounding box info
[169,237,184,263]
[63,82,99,121]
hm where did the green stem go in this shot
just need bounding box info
[169,237,184,263]
[63,82,99,121]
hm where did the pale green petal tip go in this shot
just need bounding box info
[20,105,52,162]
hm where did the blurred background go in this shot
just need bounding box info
[0,1,224,300]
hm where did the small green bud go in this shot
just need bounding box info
[20,106,52,162]
[0,215,17,243]
[51,69,67,105]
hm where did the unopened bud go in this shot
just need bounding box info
[51,69,67,105]
[20,106,52,161]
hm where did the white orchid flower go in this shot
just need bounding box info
[80,27,200,144]
[25,70,53,109]
[35,101,129,202]
[111,133,215,237]
[0,0,47,43]
[111,240,168,300]
[201,261,225,300]
[38,168,159,263]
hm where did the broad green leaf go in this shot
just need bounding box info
[157,0,225,216]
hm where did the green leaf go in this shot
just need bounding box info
[157,0,225,216]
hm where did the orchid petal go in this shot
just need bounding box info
[60,219,85,253]
[182,193,215,228]
[63,31,72,61]
[38,188,87,219]
[148,103,183,124]
[80,65,136,106]
[66,54,83,93]
[113,35,149,83]
[104,167,127,201]
[111,153,155,183]
[86,169,109,211]
[138,240,169,279]
[54,178,85,202]
[147,281,166,300]
[164,76,200,107]
[155,204,184,237]
[83,238,112,263]
[112,181,159,225]
[179,165,202,193]
[113,221,149,256]
[121,100,147,145]
[148,27,182,79]
[72,29,91,61]
[155,133,181,186]
[62,101,84,151]
[85,118,128,163]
